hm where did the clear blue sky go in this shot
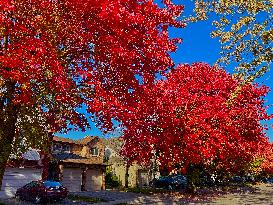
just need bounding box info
[58,0,273,141]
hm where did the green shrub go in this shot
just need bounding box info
[105,172,122,189]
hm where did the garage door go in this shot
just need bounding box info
[86,169,102,191]
[0,168,42,198]
[61,168,82,192]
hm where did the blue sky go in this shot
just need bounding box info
[58,0,273,141]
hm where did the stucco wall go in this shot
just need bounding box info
[111,163,143,187]
[83,140,105,162]
[71,144,82,155]
[0,168,42,198]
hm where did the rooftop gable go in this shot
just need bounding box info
[53,135,99,145]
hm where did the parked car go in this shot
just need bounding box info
[150,174,188,190]
[264,178,273,183]
[199,175,216,187]
[231,176,245,183]
[15,180,68,203]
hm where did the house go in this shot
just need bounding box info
[102,138,156,188]
[50,136,107,192]
[0,136,107,198]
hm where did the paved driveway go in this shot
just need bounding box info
[1,183,273,205]
[211,183,273,205]
[90,184,273,205]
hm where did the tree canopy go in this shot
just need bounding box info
[191,0,273,81]
[0,0,183,186]
[120,63,271,175]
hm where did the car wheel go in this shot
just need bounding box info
[15,193,21,200]
[167,185,173,190]
[34,195,42,204]
[57,198,64,202]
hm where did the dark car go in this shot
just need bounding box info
[231,176,245,183]
[150,174,188,190]
[15,180,68,203]
[264,178,273,183]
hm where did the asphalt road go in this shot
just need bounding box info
[1,183,273,205]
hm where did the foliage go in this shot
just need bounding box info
[189,0,273,81]
[105,168,122,189]
[0,0,184,186]
[256,143,273,175]
[120,63,271,176]
[187,164,204,191]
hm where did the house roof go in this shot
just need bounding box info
[53,153,104,165]
[53,136,98,145]
[53,153,84,160]
[7,158,42,169]
[52,136,104,165]
[61,158,106,165]
[101,137,124,153]
[53,136,75,144]
[74,136,99,145]
[22,148,40,160]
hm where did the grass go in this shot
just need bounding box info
[68,194,107,204]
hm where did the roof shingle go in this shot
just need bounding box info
[53,136,98,145]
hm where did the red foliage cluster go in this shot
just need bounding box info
[0,0,183,132]
[258,143,273,174]
[120,63,271,174]
[1,0,271,175]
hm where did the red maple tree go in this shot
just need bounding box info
[0,0,183,186]
[120,63,271,175]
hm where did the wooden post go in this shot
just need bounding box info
[101,167,106,190]
[125,163,129,188]
[59,164,64,181]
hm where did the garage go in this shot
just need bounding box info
[0,167,42,198]
[61,168,82,192]
[86,168,103,191]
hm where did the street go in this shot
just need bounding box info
[1,183,273,205]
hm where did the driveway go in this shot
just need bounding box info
[211,183,273,205]
[1,183,273,205]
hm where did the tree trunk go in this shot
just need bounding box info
[125,163,129,188]
[41,132,53,180]
[0,126,16,190]
[0,81,18,190]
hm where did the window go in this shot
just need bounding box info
[52,143,70,153]
[24,181,39,189]
[90,147,99,156]
[52,144,62,152]
[43,181,62,188]
[63,145,70,153]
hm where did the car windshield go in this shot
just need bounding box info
[43,181,62,187]
[173,175,186,179]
